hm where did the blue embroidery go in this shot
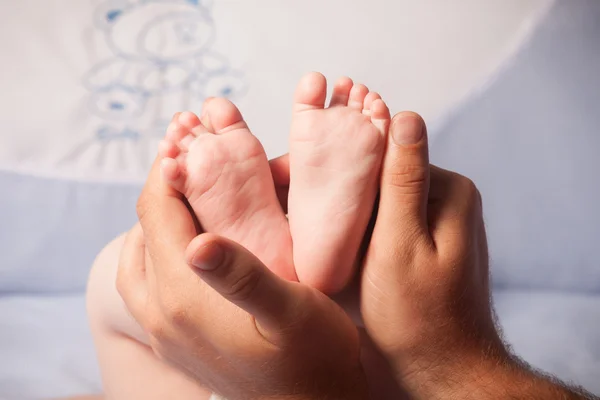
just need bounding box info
[105,9,123,22]
[84,0,247,141]
[97,125,141,141]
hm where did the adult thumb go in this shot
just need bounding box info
[376,112,431,247]
[185,233,304,337]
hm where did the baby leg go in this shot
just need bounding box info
[87,233,215,400]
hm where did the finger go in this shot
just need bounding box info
[185,233,304,336]
[116,223,150,326]
[269,153,290,212]
[136,157,200,283]
[427,166,483,256]
[427,165,454,203]
[375,112,432,249]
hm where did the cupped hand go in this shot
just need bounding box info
[359,112,506,396]
[116,154,368,400]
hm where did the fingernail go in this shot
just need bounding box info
[391,114,424,145]
[192,243,225,271]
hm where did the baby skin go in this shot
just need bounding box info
[88,72,390,400]
[160,72,390,293]
[158,98,296,281]
[288,72,390,293]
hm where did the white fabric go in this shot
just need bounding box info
[0,0,550,293]
[494,290,600,393]
[0,0,549,183]
[0,291,598,399]
[3,0,600,398]
[0,295,101,399]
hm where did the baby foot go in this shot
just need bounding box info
[158,100,295,281]
[288,72,390,294]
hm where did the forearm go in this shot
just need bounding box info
[268,389,368,400]
[396,347,598,400]
[489,358,597,400]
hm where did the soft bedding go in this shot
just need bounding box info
[1,0,599,398]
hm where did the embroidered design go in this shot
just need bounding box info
[84,0,247,140]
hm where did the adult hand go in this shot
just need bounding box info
[358,111,503,395]
[357,112,598,400]
[174,108,596,399]
[116,153,367,400]
[249,112,500,378]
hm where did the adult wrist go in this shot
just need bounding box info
[260,375,370,400]
[393,344,595,400]
[390,334,511,399]
[266,391,368,400]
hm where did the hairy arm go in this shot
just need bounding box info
[400,343,598,400]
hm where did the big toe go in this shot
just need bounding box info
[204,98,248,134]
[293,72,328,112]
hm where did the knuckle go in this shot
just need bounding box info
[454,175,482,212]
[224,269,262,302]
[161,293,190,328]
[166,306,188,328]
[462,176,479,198]
[438,231,477,274]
